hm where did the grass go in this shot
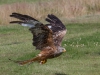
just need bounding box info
[0,0,44,4]
[0,23,100,75]
[0,0,100,75]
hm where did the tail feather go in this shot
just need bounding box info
[9,56,40,65]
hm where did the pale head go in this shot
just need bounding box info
[57,46,66,53]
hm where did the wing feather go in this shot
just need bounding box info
[10,13,54,50]
[30,25,54,50]
[10,13,38,21]
[46,14,63,24]
[46,14,66,46]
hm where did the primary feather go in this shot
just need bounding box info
[46,14,66,46]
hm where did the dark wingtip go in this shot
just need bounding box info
[45,18,53,23]
[47,14,57,19]
[10,12,17,16]
[10,15,13,17]
[12,12,20,15]
[9,21,23,24]
[9,21,15,23]
[10,12,23,17]
[45,18,48,21]
[47,14,55,17]
[47,14,51,18]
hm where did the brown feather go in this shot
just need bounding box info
[29,24,54,50]
[46,14,66,46]
[14,46,56,65]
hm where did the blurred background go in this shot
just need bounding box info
[0,0,100,25]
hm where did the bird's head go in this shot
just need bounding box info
[54,47,66,57]
[57,47,66,53]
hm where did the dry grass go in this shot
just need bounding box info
[0,0,100,25]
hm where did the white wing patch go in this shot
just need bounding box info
[48,26,52,29]
[21,21,41,28]
[21,23,35,28]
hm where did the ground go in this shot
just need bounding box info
[0,23,100,75]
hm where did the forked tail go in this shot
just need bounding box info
[9,56,41,65]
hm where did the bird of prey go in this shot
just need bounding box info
[10,13,67,65]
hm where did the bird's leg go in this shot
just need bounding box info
[40,59,47,64]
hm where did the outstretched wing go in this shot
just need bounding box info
[10,13,54,50]
[45,14,66,46]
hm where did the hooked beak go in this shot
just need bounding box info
[63,49,66,52]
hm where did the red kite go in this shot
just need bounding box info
[10,13,67,65]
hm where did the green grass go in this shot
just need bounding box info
[0,0,49,4]
[0,23,100,75]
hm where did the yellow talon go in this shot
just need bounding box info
[40,60,47,64]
